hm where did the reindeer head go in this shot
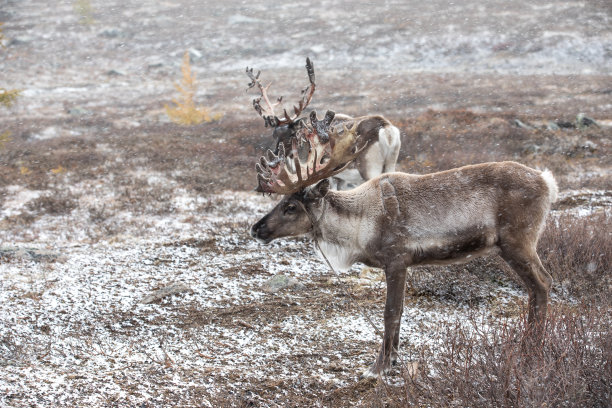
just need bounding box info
[246,58,316,154]
[250,110,365,243]
[250,179,330,243]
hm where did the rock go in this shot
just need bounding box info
[9,36,34,46]
[188,47,203,60]
[106,69,126,76]
[147,61,164,69]
[576,113,599,129]
[0,247,65,262]
[67,106,92,116]
[581,140,597,153]
[98,28,125,39]
[112,119,141,129]
[556,120,575,129]
[32,126,60,140]
[261,274,305,293]
[546,121,560,131]
[513,119,535,130]
[141,283,193,304]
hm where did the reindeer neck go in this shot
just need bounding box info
[326,186,376,215]
[310,188,375,242]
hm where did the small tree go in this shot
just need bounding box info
[0,88,20,107]
[165,51,221,125]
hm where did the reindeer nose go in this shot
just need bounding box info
[250,220,265,239]
[250,219,271,244]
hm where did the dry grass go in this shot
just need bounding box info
[396,109,611,190]
[0,109,608,201]
[539,212,612,303]
[393,305,612,408]
[26,189,77,216]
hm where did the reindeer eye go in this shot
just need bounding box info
[284,203,297,215]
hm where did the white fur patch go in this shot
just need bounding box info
[541,169,558,203]
[315,240,357,272]
[378,125,400,157]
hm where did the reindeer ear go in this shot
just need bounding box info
[307,179,330,200]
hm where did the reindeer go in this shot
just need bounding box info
[246,58,400,189]
[250,112,558,378]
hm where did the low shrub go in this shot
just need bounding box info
[539,212,611,304]
[393,305,612,407]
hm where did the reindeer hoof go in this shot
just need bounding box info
[360,367,379,380]
[360,363,390,379]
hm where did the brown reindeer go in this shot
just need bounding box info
[250,113,558,377]
[246,58,400,189]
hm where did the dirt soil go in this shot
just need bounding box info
[0,1,611,407]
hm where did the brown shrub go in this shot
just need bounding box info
[115,180,176,215]
[395,109,611,190]
[395,305,612,407]
[406,257,514,308]
[26,190,78,215]
[539,212,612,304]
[396,109,531,171]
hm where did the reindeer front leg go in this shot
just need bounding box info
[363,260,407,378]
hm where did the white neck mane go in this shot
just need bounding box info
[309,196,371,272]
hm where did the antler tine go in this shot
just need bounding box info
[289,57,316,122]
[255,110,366,195]
[304,112,365,178]
[246,58,316,128]
[245,67,260,88]
[246,66,284,127]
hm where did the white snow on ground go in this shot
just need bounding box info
[556,189,612,217]
[1,186,42,218]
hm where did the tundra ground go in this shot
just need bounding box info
[1,0,611,406]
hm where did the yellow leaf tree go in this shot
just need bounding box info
[0,88,20,107]
[165,51,221,125]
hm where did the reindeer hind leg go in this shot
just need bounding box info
[500,242,552,325]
